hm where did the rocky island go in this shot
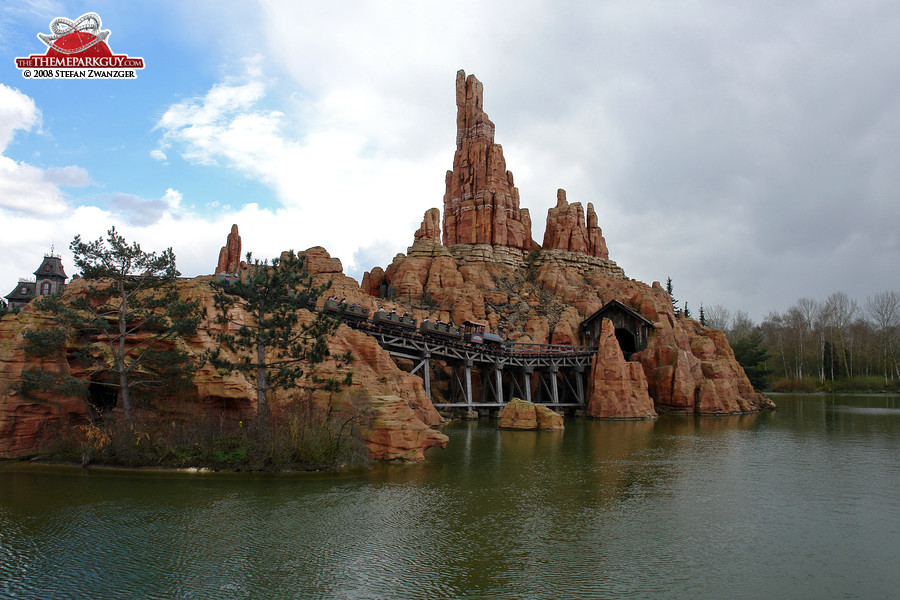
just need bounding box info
[0,70,772,464]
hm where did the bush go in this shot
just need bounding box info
[771,377,821,393]
[769,375,900,394]
[48,395,371,471]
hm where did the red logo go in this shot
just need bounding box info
[15,12,145,79]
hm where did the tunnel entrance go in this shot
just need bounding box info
[579,299,653,354]
[88,380,118,413]
[614,328,637,355]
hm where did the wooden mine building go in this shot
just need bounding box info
[579,299,653,356]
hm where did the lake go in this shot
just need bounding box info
[2,393,899,599]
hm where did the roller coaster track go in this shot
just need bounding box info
[338,317,598,409]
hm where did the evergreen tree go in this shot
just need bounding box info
[30,227,202,418]
[666,276,680,314]
[732,330,773,389]
[683,302,692,319]
[210,251,352,427]
[699,304,707,326]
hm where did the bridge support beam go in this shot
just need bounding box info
[494,365,504,404]
[465,359,473,407]
[575,366,584,405]
[423,353,431,401]
[550,366,559,404]
[524,367,533,403]
[410,352,432,401]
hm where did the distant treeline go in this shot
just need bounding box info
[705,291,899,392]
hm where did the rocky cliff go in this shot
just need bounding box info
[360,70,771,420]
[442,70,533,254]
[0,247,447,460]
[0,69,772,461]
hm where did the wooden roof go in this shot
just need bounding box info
[580,299,653,329]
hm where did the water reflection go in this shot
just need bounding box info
[2,394,900,599]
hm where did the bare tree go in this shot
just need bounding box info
[795,297,822,381]
[728,310,756,344]
[866,291,900,385]
[705,304,731,331]
[824,292,858,380]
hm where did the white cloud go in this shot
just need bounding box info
[150,149,167,161]
[154,59,446,277]
[0,84,41,149]
[0,84,82,217]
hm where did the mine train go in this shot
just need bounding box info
[324,299,504,347]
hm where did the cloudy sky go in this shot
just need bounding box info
[1,0,898,321]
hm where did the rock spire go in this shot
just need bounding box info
[442,70,533,250]
[542,189,610,259]
[216,224,243,275]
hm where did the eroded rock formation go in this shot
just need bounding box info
[442,70,533,252]
[0,247,447,460]
[216,224,244,274]
[414,207,441,245]
[0,69,773,463]
[543,190,610,259]
[586,319,656,419]
[358,395,449,461]
[499,398,564,430]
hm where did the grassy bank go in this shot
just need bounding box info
[42,399,371,472]
[767,375,900,394]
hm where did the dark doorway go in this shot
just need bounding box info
[88,381,118,413]
[614,328,636,355]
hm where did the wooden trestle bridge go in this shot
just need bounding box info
[344,320,597,409]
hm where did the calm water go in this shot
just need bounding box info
[2,394,899,599]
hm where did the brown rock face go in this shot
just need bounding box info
[358,395,449,461]
[0,309,90,458]
[216,224,243,274]
[414,208,441,244]
[499,398,564,430]
[442,70,532,251]
[0,250,447,460]
[542,190,610,259]
[586,319,657,419]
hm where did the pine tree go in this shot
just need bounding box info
[210,251,352,427]
[732,330,773,389]
[666,276,680,314]
[699,304,707,326]
[30,227,202,418]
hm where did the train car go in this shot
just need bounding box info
[462,321,487,344]
[373,310,417,331]
[483,331,504,349]
[323,299,370,322]
[419,319,462,340]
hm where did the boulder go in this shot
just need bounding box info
[358,395,449,461]
[499,398,564,430]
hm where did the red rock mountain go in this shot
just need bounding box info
[0,70,772,462]
[442,71,533,252]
